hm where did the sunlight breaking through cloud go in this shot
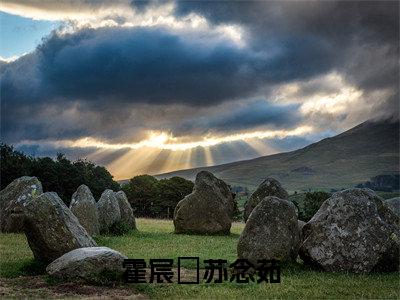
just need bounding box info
[28,126,313,152]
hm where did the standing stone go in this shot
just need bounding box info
[114,191,136,230]
[70,185,100,236]
[174,171,235,235]
[385,197,400,217]
[0,176,43,232]
[22,192,97,263]
[238,196,300,264]
[46,247,127,279]
[97,189,121,233]
[299,189,400,273]
[244,178,289,222]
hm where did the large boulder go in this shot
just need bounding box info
[174,171,235,235]
[114,191,136,230]
[70,185,100,236]
[46,247,127,279]
[0,176,43,232]
[299,188,400,273]
[97,189,121,233]
[237,196,300,264]
[385,197,400,217]
[244,178,288,222]
[21,192,97,263]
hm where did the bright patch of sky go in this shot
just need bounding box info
[0,12,60,59]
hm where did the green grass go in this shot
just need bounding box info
[0,233,37,278]
[96,218,244,269]
[0,218,399,299]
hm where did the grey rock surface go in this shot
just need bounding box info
[244,178,288,222]
[70,185,100,236]
[97,189,121,233]
[298,220,306,232]
[46,247,127,279]
[0,176,43,232]
[23,192,97,263]
[115,191,136,230]
[238,196,300,264]
[299,188,400,273]
[385,197,400,217]
[174,171,235,235]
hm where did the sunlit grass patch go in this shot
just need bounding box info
[0,218,398,299]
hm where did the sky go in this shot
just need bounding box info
[0,0,399,180]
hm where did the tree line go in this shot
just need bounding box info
[1,143,329,221]
[0,143,195,218]
[0,143,120,205]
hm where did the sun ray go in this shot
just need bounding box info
[203,146,214,166]
[244,138,276,156]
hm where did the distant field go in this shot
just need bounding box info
[0,218,399,299]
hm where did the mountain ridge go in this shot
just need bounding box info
[152,119,399,191]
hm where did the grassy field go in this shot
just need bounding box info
[0,218,399,299]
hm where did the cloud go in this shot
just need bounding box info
[0,0,136,21]
[1,23,335,143]
[176,100,301,135]
[1,0,398,177]
[175,1,399,120]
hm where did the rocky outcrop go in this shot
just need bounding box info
[22,192,97,263]
[244,178,288,222]
[97,189,121,233]
[70,185,100,236]
[299,188,400,273]
[174,171,235,235]
[115,191,136,230]
[0,176,43,232]
[46,247,127,279]
[238,196,300,264]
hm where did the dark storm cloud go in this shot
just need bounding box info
[1,24,334,142]
[1,25,336,106]
[1,0,398,145]
[175,0,399,116]
[176,101,301,134]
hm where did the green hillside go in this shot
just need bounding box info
[155,119,399,192]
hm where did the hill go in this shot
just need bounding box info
[154,119,399,192]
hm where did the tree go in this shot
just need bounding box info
[0,143,33,189]
[302,191,330,221]
[122,175,160,217]
[157,177,194,218]
[73,159,119,200]
[0,143,120,205]
[122,175,194,218]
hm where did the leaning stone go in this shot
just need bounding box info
[244,178,288,222]
[70,185,100,236]
[0,176,43,232]
[22,192,97,263]
[174,171,235,235]
[299,188,400,273]
[46,247,127,280]
[238,196,300,264]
